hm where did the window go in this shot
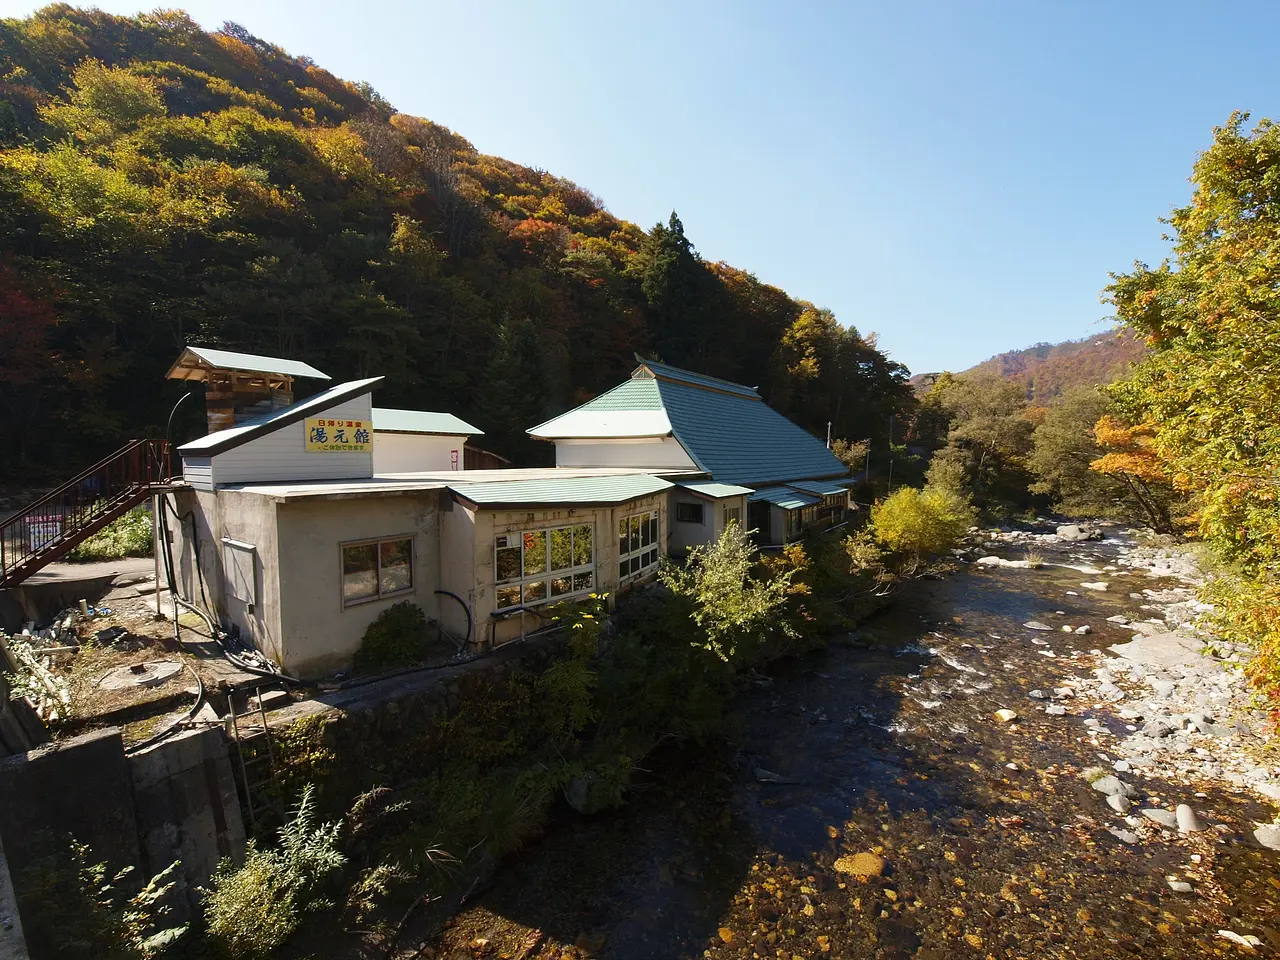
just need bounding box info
[675,502,704,524]
[222,538,256,605]
[342,536,414,607]
[724,506,742,527]
[495,523,594,610]
[618,510,660,580]
[786,506,817,539]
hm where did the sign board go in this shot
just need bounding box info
[305,417,371,453]
[450,449,459,471]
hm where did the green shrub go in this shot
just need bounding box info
[17,837,186,959]
[352,601,431,673]
[69,505,152,561]
[659,522,795,661]
[869,485,975,562]
[204,784,345,960]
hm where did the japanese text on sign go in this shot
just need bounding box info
[305,417,371,452]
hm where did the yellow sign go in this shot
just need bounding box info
[305,417,371,452]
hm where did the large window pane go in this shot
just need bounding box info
[496,585,520,609]
[496,545,521,583]
[523,531,547,576]
[342,543,378,603]
[649,515,659,544]
[550,528,573,571]
[619,517,627,552]
[551,575,572,597]
[572,571,593,592]
[640,512,651,547]
[629,516,640,552]
[572,525,592,567]
[379,539,412,594]
[524,580,547,603]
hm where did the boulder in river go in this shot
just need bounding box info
[1176,803,1204,833]
[1024,621,1053,631]
[1057,524,1103,541]
[1092,775,1138,799]
[994,709,1018,723]
[1254,823,1280,851]
[1080,581,1110,591]
[834,852,886,877]
[1141,808,1178,828]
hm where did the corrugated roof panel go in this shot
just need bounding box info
[656,379,846,486]
[636,358,761,398]
[179,346,330,380]
[450,473,673,507]
[179,377,382,454]
[748,486,822,510]
[788,479,851,497]
[674,479,754,498]
[373,408,482,435]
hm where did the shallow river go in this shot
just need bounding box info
[433,535,1279,960]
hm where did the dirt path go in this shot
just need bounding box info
[428,530,1279,960]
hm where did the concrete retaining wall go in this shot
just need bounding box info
[0,725,245,958]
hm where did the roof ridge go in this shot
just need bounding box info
[632,355,760,396]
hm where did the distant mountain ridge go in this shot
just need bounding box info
[949,328,1147,402]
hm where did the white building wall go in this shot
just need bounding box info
[274,492,441,677]
[668,491,749,554]
[373,432,467,473]
[210,395,373,486]
[552,437,697,471]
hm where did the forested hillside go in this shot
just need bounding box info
[961,328,1147,402]
[0,5,912,479]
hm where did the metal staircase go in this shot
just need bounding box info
[0,439,175,588]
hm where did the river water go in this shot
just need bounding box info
[431,533,1279,960]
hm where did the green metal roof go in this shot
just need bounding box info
[373,407,482,435]
[528,359,846,486]
[674,479,753,499]
[654,376,846,486]
[449,473,672,507]
[637,357,761,399]
[175,346,330,380]
[788,479,850,497]
[748,486,822,510]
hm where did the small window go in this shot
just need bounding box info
[618,509,661,581]
[724,506,742,527]
[675,502,704,524]
[342,536,414,607]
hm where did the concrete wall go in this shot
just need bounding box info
[552,437,696,470]
[129,727,245,904]
[158,489,286,666]
[275,493,442,677]
[209,395,374,487]
[0,726,245,956]
[467,493,666,646]
[373,433,467,473]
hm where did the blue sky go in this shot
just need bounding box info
[5,1,1278,374]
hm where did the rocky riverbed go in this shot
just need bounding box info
[427,525,1279,960]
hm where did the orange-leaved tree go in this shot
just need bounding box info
[1088,416,1177,533]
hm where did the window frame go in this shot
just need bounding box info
[618,508,661,581]
[493,522,596,612]
[724,505,742,527]
[675,501,705,524]
[340,534,415,609]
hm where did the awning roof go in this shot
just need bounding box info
[167,346,329,381]
[450,474,672,508]
[748,486,822,510]
[674,479,753,499]
[787,479,851,497]
[372,408,483,436]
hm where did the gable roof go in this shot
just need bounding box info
[530,359,846,486]
[372,408,483,436]
[179,377,382,456]
[167,346,330,382]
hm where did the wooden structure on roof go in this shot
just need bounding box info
[167,346,330,434]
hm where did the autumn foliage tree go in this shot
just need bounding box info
[1086,416,1177,533]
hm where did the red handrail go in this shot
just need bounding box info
[0,440,173,585]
